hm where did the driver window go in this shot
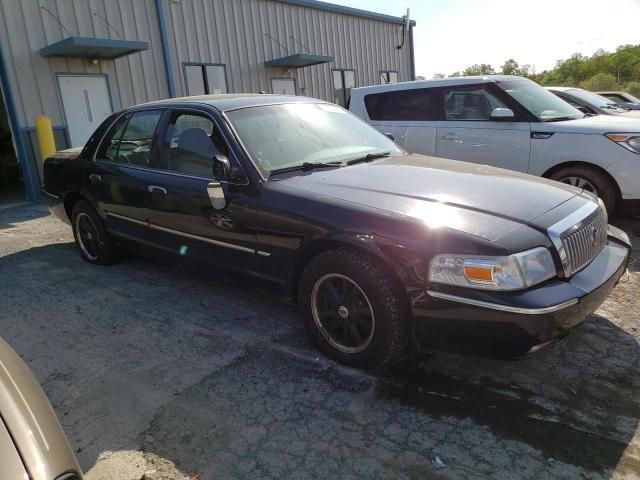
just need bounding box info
[442,86,508,121]
[163,112,228,177]
[96,110,162,166]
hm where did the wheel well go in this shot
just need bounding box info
[288,240,406,304]
[63,192,84,221]
[542,162,621,200]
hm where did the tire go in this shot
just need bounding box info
[549,165,618,215]
[71,200,120,265]
[298,247,412,369]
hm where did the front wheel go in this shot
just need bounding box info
[298,248,411,369]
[549,165,618,215]
[71,200,120,265]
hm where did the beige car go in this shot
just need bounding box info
[0,337,82,480]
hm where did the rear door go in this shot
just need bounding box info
[87,109,164,242]
[436,84,531,172]
[145,108,259,271]
[363,87,439,155]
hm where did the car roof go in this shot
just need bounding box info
[135,94,326,112]
[351,75,527,94]
[545,86,576,92]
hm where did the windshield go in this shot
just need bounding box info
[568,88,618,107]
[226,103,403,175]
[498,79,583,121]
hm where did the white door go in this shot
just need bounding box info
[271,78,296,95]
[58,75,112,147]
[436,85,531,172]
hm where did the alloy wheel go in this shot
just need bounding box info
[75,212,100,261]
[558,176,597,194]
[311,273,375,354]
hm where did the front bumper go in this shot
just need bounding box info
[411,228,631,357]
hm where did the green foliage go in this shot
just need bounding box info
[580,73,617,91]
[438,44,640,92]
[625,82,640,98]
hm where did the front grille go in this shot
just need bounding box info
[561,207,608,276]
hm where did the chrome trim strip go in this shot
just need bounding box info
[40,188,58,199]
[547,201,599,276]
[106,211,148,226]
[426,290,579,315]
[105,212,271,256]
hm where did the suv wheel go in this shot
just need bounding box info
[550,165,618,215]
[71,200,119,265]
[299,248,411,369]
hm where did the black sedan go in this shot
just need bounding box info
[41,95,631,368]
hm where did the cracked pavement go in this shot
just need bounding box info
[0,203,639,479]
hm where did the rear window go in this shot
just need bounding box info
[364,88,437,121]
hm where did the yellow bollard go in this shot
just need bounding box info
[35,115,56,162]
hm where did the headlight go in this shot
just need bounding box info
[429,247,556,291]
[605,133,640,154]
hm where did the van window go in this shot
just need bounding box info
[442,86,508,121]
[364,89,437,121]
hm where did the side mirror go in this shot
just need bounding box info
[384,132,395,142]
[490,107,515,121]
[212,154,231,181]
[208,155,230,210]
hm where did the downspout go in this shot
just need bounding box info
[409,25,416,81]
[0,44,37,201]
[154,0,176,97]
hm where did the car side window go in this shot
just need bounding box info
[162,112,229,177]
[364,88,437,121]
[442,86,508,121]
[96,110,162,166]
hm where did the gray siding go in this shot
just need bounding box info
[0,0,167,128]
[164,0,413,101]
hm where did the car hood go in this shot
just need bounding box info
[0,337,81,480]
[540,113,640,133]
[275,154,585,242]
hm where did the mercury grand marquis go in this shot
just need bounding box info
[41,95,631,368]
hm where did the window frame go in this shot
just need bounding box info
[440,83,529,122]
[364,87,439,122]
[332,68,356,107]
[379,70,399,85]
[182,62,229,96]
[93,108,165,166]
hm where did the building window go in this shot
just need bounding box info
[333,69,355,107]
[184,63,228,95]
[380,71,399,84]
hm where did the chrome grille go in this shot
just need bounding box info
[559,206,607,276]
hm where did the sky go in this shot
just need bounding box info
[326,0,640,79]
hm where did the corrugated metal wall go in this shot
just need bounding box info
[164,0,412,101]
[0,0,167,128]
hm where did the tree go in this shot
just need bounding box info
[501,59,520,75]
[462,64,495,76]
[625,82,640,98]
[580,73,617,92]
[415,75,426,80]
[432,73,445,79]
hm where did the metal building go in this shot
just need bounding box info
[0,0,415,205]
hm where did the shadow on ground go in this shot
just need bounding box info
[1,222,639,478]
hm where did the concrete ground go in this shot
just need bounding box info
[0,203,639,480]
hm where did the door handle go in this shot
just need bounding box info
[147,185,167,195]
[89,174,102,184]
[439,133,459,140]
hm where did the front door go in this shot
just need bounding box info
[58,75,113,147]
[146,109,258,271]
[436,84,531,172]
[271,78,296,95]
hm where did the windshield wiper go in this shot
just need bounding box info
[269,161,342,176]
[345,151,391,165]
[543,116,580,122]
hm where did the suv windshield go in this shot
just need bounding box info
[498,79,584,121]
[568,88,624,109]
[226,103,403,175]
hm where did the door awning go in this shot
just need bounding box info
[40,36,148,60]
[265,53,334,68]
